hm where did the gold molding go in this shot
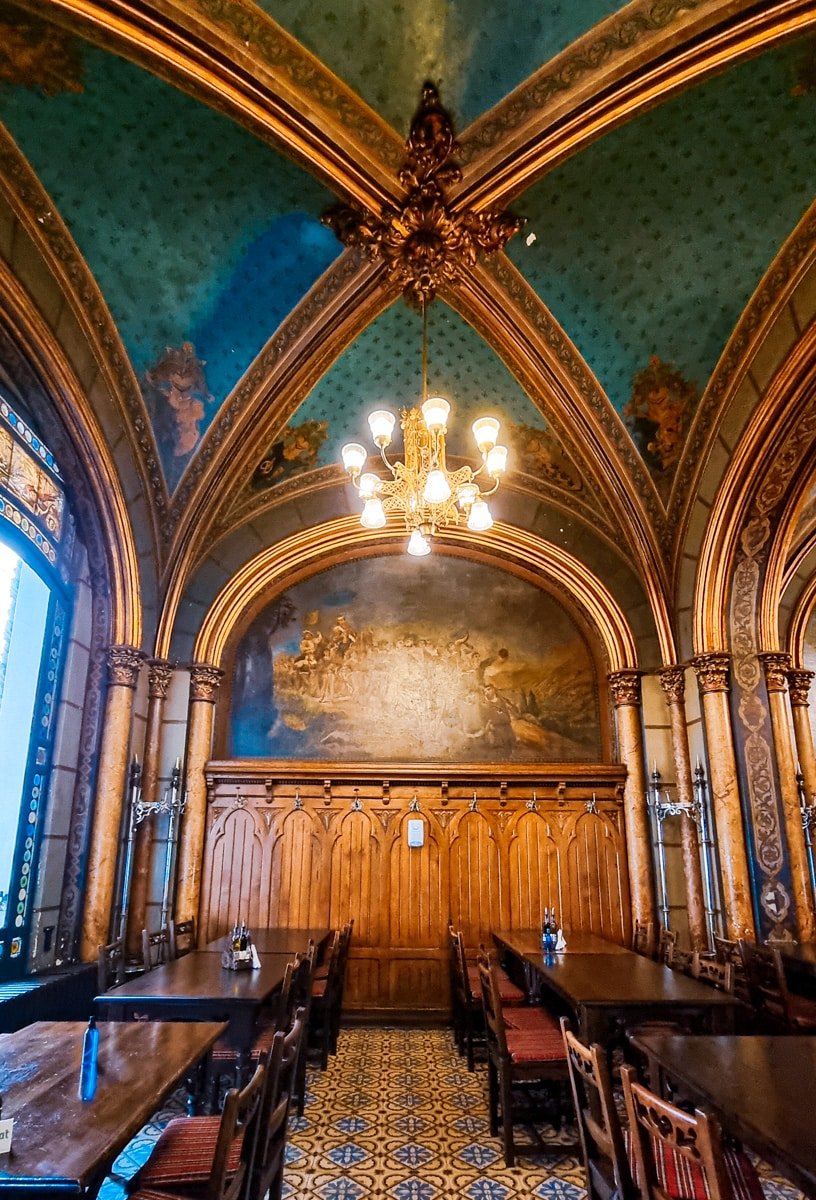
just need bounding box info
[107,644,144,688]
[758,650,792,693]
[787,569,816,668]
[787,667,814,706]
[659,666,687,705]
[147,657,173,700]
[189,662,223,703]
[608,670,644,708]
[692,651,731,693]
[190,516,638,673]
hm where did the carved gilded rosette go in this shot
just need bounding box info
[758,651,792,694]
[787,668,814,708]
[106,644,144,689]
[189,663,224,704]
[608,669,643,708]
[147,657,173,700]
[692,652,730,694]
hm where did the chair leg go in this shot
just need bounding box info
[487,1059,499,1137]
[499,1071,515,1168]
[464,1009,475,1072]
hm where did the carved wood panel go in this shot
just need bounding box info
[201,763,630,1013]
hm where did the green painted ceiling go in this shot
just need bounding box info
[257,0,626,131]
[508,43,816,414]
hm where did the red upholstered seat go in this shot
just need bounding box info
[504,1026,567,1064]
[625,1130,765,1200]
[210,1017,277,1063]
[503,1006,560,1032]
[137,1117,242,1188]
[311,975,328,998]
[466,964,525,1005]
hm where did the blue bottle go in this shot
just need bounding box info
[78,1016,99,1101]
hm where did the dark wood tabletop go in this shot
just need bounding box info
[523,951,736,1042]
[492,929,631,957]
[631,1034,816,1199]
[202,927,330,955]
[0,1019,224,1195]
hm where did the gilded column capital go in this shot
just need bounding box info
[758,651,792,694]
[659,666,686,706]
[608,670,643,708]
[147,658,173,700]
[190,662,224,703]
[788,668,815,708]
[692,652,730,694]
[106,644,144,689]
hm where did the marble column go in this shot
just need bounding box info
[659,666,708,949]
[80,645,144,961]
[126,658,173,954]
[788,668,816,806]
[608,669,656,927]
[758,653,815,941]
[175,663,223,925]
[691,652,755,940]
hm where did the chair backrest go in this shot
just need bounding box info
[336,919,354,1001]
[696,957,734,993]
[561,1018,634,1200]
[739,940,791,1030]
[274,958,296,1029]
[713,935,750,1002]
[657,926,677,966]
[450,927,472,1001]
[632,920,655,957]
[476,952,508,1062]
[621,1064,733,1200]
[252,1008,306,1198]
[169,917,196,958]
[667,946,699,977]
[97,938,125,992]
[142,925,172,971]
[208,1061,265,1200]
[290,941,317,1022]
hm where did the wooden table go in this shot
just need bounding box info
[523,951,737,1043]
[631,1034,816,1199]
[492,929,631,957]
[95,950,292,1056]
[0,1019,224,1197]
[202,927,330,955]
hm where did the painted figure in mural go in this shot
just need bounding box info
[623,355,698,488]
[252,420,329,489]
[141,341,213,479]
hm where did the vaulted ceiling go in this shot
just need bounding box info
[1,0,815,665]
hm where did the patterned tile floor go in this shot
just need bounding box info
[100,1026,804,1200]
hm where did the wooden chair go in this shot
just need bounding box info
[331,919,354,1054]
[142,925,172,971]
[739,939,816,1032]
[308,930,341,1069]
[695,957,733,994]
[248,1008,305,1200]
[131,1061,265,1200]
[170,917,196,959]
[97,937,125,992]
[449,927,484,1071]
[290,942,317,1116]
[477,953,570,1167]
[667,946,699,977]
[632,921,655,958]
[657,927,677,966]
[713,935,750,1005]
[561,1018,634,1200]
[620,1064,766,1200]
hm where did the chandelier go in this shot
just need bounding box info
[340,303,508,557]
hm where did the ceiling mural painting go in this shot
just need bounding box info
[0,40,341,487]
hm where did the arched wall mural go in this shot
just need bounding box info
[221,555,605,764]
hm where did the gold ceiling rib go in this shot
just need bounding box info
[786,562,816,666]
[453,0,816,211]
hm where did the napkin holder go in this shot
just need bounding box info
[221,946,253,971]
[555,929,567,951]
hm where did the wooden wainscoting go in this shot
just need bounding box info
[200,762,630,1016]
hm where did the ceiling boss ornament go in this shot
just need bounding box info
[323,82,524,305]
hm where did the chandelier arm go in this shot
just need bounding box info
[379,445,398,476]
[478,476,501,499]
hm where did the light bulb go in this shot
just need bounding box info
[368,410,396,447]
[360,497,386,529]
[472,416,500,453]
[457,482,478,510]
[407,528,431,556]
[467,497,493,531]
[359,472,380,500]
[423,469,452,504]
[421,396,450,433]
[341,442,367,475]
[486,445,508,476]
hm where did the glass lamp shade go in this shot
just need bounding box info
[456,482,478,510]
[486,444,508,476]
[341,442,367,474]
[359,472,380,500]
[472,416,500,453]
[368,409,396,446]
[360,497,386,529]
[423,469,452,504]
[407,528,431,556]
[467,497,494,531]
[421,395,450,433]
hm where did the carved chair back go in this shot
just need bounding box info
[632,921,655,958]
[142,924,172,971]
[97,937,126,992]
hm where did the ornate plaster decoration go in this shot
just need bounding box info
[106,644,144,689]
[147,658,174,701]
[692,652,730,693]
[659,666,686,705]
[323,84,524,307]
[607,670,643,708]
[788,667,814,706]
[758,651,792,693]
[190,663,224,703]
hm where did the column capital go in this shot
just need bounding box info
[106,644,144,689]
[189,662,224,703]
[692,652,730,694]
[147,658,173,700]
[659,665,686,705]
[788,667,815,708]
[608,669,643,708]
[758,651,792,694]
